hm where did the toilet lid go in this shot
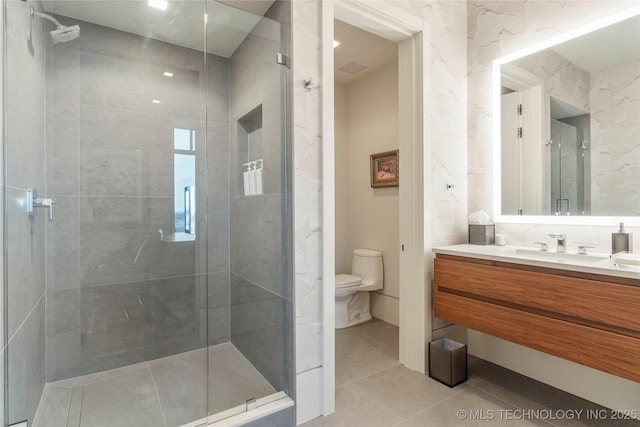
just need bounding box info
[335,274,362,288]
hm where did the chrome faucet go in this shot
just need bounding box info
[548,234,566,253]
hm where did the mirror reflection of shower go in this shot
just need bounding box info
[549,113,591,216]
[30,5,80,43]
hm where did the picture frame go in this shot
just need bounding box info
[370,150,399,188]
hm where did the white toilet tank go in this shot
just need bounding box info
[352,249,383,289]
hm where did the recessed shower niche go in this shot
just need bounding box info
[238,105,264,196]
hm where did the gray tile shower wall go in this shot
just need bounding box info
[230,273,286,392]
[230,195,284,296]
[44,16,231,381]
[4,0,48,424]
[228,13,287,392]
[8,299,46,424]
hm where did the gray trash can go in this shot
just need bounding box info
[429,338,467,387]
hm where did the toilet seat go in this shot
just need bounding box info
[335,274,362,288]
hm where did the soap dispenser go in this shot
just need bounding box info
[254,159,263,195]
[247,161,257,196]
[612,222,632,254]
[243,162,252,196]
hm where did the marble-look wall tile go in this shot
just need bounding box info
[424,1,469,250]
[512,49,590,112]
[590,59,640,216]
[292,0,323,374]
[494,222,640,255]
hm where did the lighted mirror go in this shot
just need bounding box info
[494,7,640,223]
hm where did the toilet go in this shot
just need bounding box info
[335,249,384,329]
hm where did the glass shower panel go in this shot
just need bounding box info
[206,1,290,422]
[4,0,48,424]
[550,119,586,216]
[5,1,211,426]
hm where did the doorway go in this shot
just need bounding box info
[320,0,428,418]
[334,19,400,330]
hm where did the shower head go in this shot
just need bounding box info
[30,6,81,43]
[50,25,80,43]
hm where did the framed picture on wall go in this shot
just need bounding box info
[370,150,399,188]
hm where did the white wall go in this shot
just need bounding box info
[292,0,324,422]
[467,0,640,413]
[590,58,640,216]
[334,82,350,275]
[335,61,400,325]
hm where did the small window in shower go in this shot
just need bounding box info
[174,128,196,234]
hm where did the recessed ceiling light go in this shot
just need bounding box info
[148,0,168,11]
[333,40,340,48]
[152,99,161,104]
[163,71,173,77]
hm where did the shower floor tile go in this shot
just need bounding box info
[32,343,277,427]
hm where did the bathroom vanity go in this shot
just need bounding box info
[433,245,640,382]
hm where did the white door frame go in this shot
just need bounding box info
[321,0,429,415]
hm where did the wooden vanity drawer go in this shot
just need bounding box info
[434,256,640,336]
[434,291,640,383]
[434,253,640,382]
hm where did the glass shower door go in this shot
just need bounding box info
[205,0,291,423]
[550,119,587,215]
[5,1,211,426]
[3,0,291,425]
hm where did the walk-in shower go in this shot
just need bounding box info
[549,118,590,216]
[2,1,293,426]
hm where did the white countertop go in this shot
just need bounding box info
[433,244,640,281]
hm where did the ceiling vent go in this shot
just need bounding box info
[338,61,368,74]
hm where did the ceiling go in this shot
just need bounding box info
[550,14,640,73]
[42,0,276,58]
[334,19,397,84]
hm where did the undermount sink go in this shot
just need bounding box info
[611,252,640,267]
[515,248,608,263]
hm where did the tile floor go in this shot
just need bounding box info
[304,318,640,427]
[32,343,276,427]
